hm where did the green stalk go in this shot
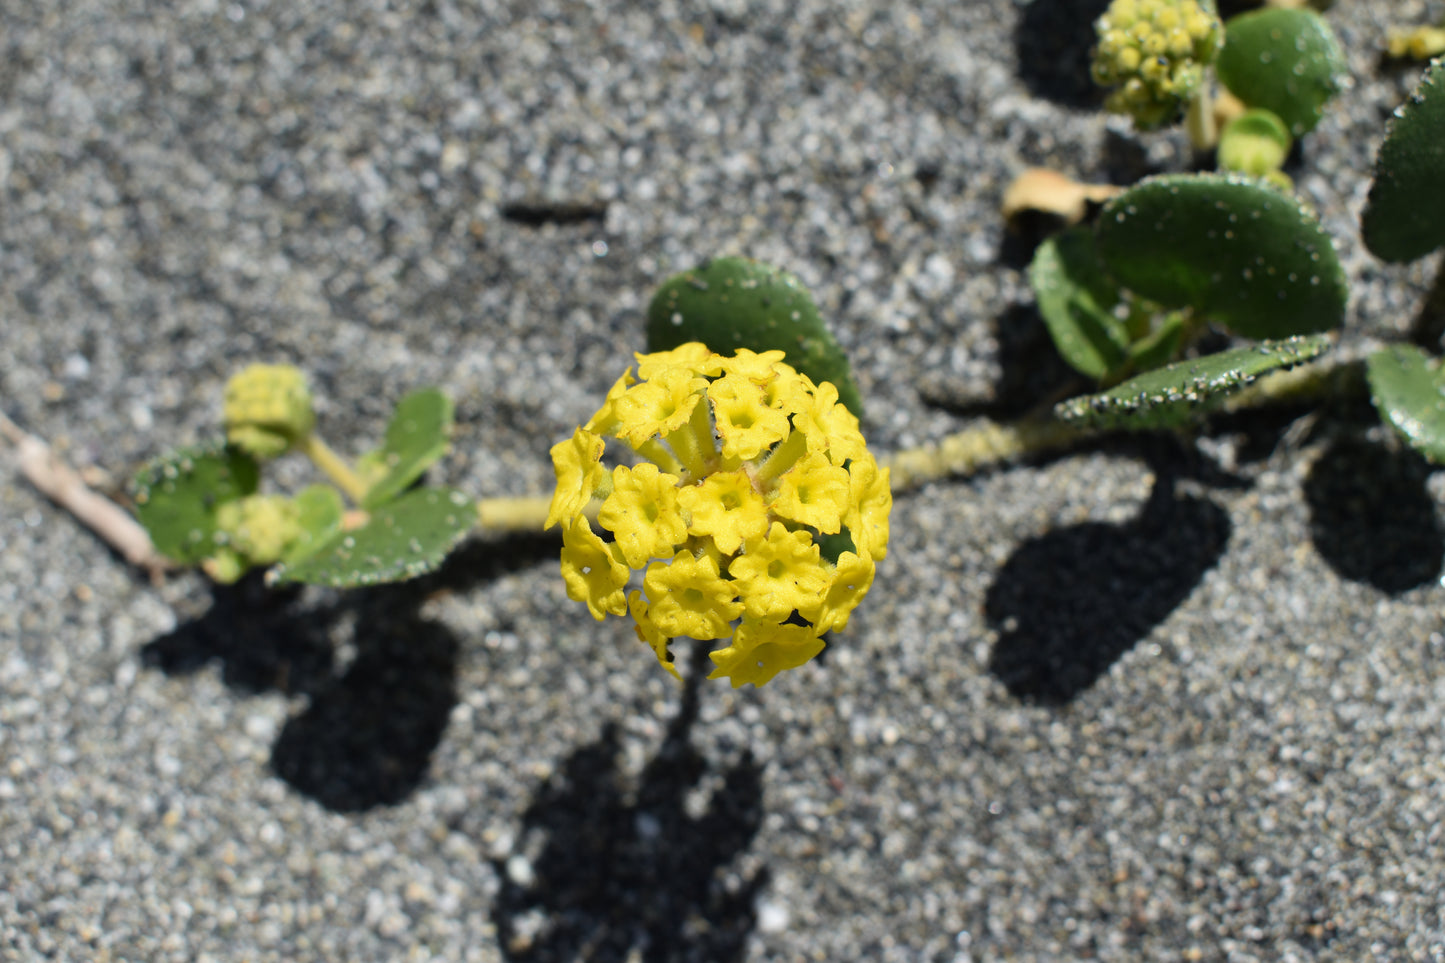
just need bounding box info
[299,434,370,505]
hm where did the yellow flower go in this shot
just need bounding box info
[789,379,867,466]
[770,451,850,534]
[612,366,707,446]
[629,590,682,680]
[719,347,787,385]
[707,619,826,688]
[677,470,769,555]
[546,427,608,529]
[709,374,790,461]
[560,516,630,620]
[599,463,688,567]
[845,456,892,560]
[549,343,889,685]
[815,550,875,635]
[584,368,637,436]
[643,550,744,640]
[728,522,829,623]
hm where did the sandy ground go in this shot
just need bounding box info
[4,1,1445,960]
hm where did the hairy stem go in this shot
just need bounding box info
[883,418,1092,492]
[476,496,597,533]
[299,433,369,504]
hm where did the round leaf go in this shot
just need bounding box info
[1366,345,1445,463]
[1096,173,1346,340]
[1055,334,1333,431]
[131,442,259,564]
[358,388,455,509]
[647,257,863,416]
[1028,226,1129,380]
[284,485,347,565]
[1362,60,1445,263]
[1216,7,1347,137]
[271,487,476,587]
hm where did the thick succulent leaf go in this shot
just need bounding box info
[1216,7,1347,136]
[283,485,346,565]
[131,442,259,564]
[1028,227,1130,380]
[1055,334,1332,430]
[1366,345,1445,463]
[271,487,476,587]
[1362,60,1445,263]
[358,388,454,509]
[1096,173,1346,340]
[646,257,863,416]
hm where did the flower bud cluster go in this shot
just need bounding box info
[548,344,890,687]
[1091,0,1222,129]
[223,364,315,459]
[207,494,304,583]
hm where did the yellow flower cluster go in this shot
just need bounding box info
[1091,0,1222,129]
[547,343,890,688]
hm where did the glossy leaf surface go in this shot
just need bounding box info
[1096,173,1346,339]
[1055,334,1332,430]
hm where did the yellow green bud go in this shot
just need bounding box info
[202,547,248,584]
[1218,109,1293,178]
[1091,0,1222,130]
[215,494,304,566]
[223,364,315,459]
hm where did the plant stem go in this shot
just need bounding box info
[1186,84,1218,152]
[1,410,172,581]
[476,496,552,532]
[883,417,1094,493]
[299,433,370,504]
[1219,354,1364,413]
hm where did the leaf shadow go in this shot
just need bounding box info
[140,573,336,696]
[1013,0,1111,109]
[1302,434,1443,595]
[139,531,560,812]
[985,465,1232,705]
[492,648,768,963]
[268,583,459,812]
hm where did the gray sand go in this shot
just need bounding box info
[4,1,1445,960]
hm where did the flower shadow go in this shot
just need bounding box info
[985,469,1231,704]
[492,650,768,963]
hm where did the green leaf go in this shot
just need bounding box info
[271,487,476,588]
[1362,60,1445,263]
[283,485,346,565]
[1366,345,1445,463]
[1096,173,1347,340]
[1028,227,1130,380]
[1125,311,1186,374]
[1215,7,1347,137]
[131,442,259,564]
[646,257,864,416]
[358,388,455,510]
[1055,334,1332,430]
